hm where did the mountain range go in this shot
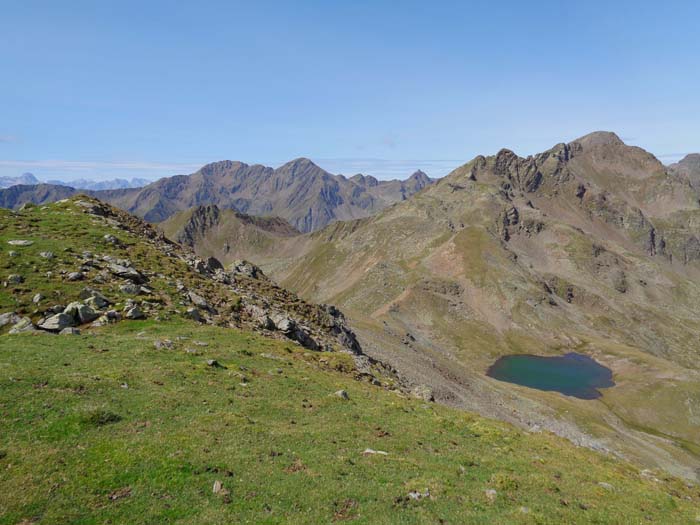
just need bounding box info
[0,172,39,188]
[3,133,700,481]
[46,176,152,191]
[0,173,151,191]
[163,132,700,481]
[4,132,700,522]
[0,160,433,232]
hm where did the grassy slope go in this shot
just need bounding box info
[0,201,237,321]
[1,321,699,524]
[1,200,699,523]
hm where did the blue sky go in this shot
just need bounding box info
[1,1,699,182]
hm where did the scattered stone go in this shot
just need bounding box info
[39,313,76,331]
[66,272,85,282]
[362,449,388,456]
[228,259,262,279]
[119,283,141,295]
[79,288,110,309]
[212,480,223,494]
[484,489,498,502]
[103,234,123,246]
[207,359,224,368]
[411,385,435,402]
[8,251,17,257]
[50,304,65,314]
[32,293,45,304]
[92,310,121,327]
[641,469,661,482]
[0,312,20,328]
[6,274,24,284]
[123,304,145,320]
[597,482,614,491]
[59,327,81,335]
[270,313,294,333]
[64,302,99,324]
[407,489,430,501]
[205,257,223,272]
[154,339,174,350]
[7,240,33,246]
[9,317,36,334]
[184,307,203,323]
[39,251,54,259]
[108,263,145,283]
[188,291,212,311]
[334,390,350,400]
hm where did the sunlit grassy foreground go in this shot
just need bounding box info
[1,320,698,524]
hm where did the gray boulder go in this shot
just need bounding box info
[92,309,122,327]
[63,302,99,324]
[9,317,36,334]
[79,288,110,309]
[108,263,145,283]
[7,274,24,284]
[270,313,295,334]
[123,304,145,320]
[32,293,45,304]
[188,291,212,311]
[119,283,141,295]
[185,307,203,323]
[59,327,81,335]
[39,313,76,331]
[0,312,20,328]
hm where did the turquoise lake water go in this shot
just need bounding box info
[486,352,614,400]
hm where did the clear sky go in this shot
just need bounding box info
[1,0,699,182]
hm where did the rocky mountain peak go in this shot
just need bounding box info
[198,160,249,178]
[674,153,700,168]
[279,157,324,174]
[408,170,431,183]
[349,174,380,187]
[571,131,625,148]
